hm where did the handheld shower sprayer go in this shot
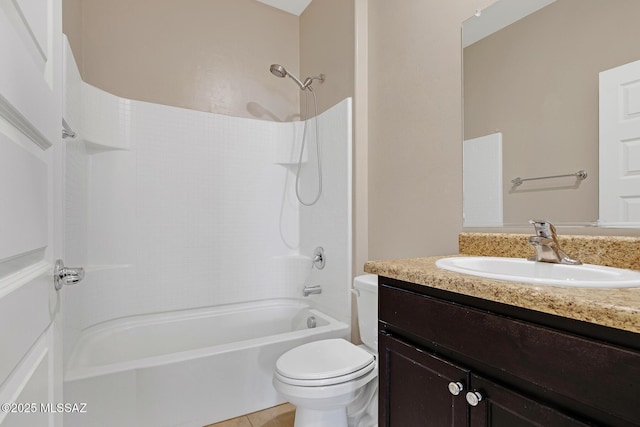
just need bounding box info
[269,64,324,91]
[269,63,325,206]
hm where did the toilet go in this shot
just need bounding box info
[272,274,378,427]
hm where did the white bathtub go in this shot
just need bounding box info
[64,299,349,427]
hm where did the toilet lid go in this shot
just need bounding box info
[276,338,375,381]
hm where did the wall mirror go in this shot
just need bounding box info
[462,0,640,228]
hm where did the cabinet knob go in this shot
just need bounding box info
[447,382,464,396]
[465,391,484,406]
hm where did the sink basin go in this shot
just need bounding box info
[435,257,640,288]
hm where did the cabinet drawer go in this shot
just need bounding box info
[379,284,640,425]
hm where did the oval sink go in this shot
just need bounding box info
[435,257,640,288]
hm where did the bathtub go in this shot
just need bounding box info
[64,299,349,427]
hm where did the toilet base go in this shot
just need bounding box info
[272,340,379,427]
[294,407,348,427]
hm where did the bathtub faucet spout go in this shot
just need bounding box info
[303,285,322,297]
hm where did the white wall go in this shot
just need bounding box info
[62,39,352,363]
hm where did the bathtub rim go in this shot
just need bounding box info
[64,298,349,382]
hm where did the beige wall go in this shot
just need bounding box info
[77,0,300,120]
[300,0,355,115]
[367,0,494,261]
[464,0,640,226]
[62,0,83,73]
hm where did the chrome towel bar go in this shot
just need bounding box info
[511,170,587,187]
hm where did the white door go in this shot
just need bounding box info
[0,0,64,426]
[599,59,640,227]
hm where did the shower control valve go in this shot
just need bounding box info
[312,247,325,270]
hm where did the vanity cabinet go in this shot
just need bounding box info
[378,277,640,427]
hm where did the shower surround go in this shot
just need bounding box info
[62,40,352,425]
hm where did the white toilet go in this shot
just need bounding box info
[272,274,378,427]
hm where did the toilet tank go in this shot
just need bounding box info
[353,274,378,352]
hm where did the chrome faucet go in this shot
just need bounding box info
[528,220,581,265]
[303,285,322,297]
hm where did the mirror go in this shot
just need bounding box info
[462,0,640,228]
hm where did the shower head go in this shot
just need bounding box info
[270,64,287,78]
[270,63,306,90]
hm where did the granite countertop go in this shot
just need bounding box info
[364,255,640,334]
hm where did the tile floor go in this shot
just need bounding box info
[204,403,296,427]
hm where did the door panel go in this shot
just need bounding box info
[0,326,55,427]
[0,269,51,387]
[0,0,58,147]
[0,0,62,425]
[12,0,49,59]
[0,133,48,261]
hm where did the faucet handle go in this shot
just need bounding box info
[528,220,582,265]
[529,220,556,239]
[312,247,325,270]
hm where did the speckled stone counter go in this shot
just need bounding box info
[364,255,640,334]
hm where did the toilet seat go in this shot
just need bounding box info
[275,359,376,387]
[275,339,375,387]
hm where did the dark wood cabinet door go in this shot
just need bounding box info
[379,333,470,427]
[468,374,592,427]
